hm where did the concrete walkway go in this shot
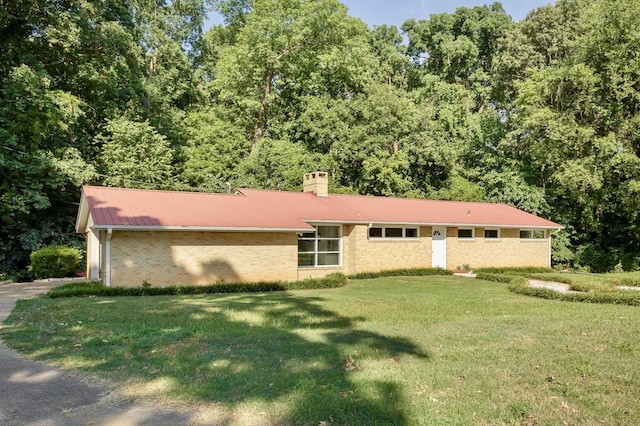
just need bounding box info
[527,279,640,293]
[0,281,194,426]
[527,279,572,293]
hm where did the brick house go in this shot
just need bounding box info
[75,172,562,287]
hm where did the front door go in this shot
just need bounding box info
[431,226,446,269]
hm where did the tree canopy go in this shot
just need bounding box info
[1,0,639,275]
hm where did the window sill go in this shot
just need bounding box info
[367,238,421,242]
[297,265,342,269]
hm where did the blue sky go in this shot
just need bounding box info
[338,0,555,26]
[206,0,556,29]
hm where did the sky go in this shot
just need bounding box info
[206,0,557,30]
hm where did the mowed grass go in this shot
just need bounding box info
[3,276,640,425]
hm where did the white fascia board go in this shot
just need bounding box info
[75,194,89,233]
[304,220,563,230]
[89,225,314,232]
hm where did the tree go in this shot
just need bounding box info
[403,3,513,112]
[0,65,95,275]
[507,0,640,270]
[98,118,175,188]
[180,106,249,191]
[212,0,373,150]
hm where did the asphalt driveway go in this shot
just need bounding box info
[0,280,194,425]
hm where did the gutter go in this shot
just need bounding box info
[105,228,112,287]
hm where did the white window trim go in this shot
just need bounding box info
[519,229,546,240]
[298,224,342,268]
[457,227,475,240]
[367,226,420,240]
[484,228,501,241]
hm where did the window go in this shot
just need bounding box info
[385,227,403,238]
[368,227,383,238]
[405,228,418,238]
[457,228,474,239]
[484,229,500,239]
[368,226,419,239]
[298,225,341,267]
[520,229,546,239]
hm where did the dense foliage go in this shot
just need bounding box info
[2,0,639,275]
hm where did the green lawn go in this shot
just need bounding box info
[3,276,640,425]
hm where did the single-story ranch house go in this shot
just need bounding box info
[76,172,563,287]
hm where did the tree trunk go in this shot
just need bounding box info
[251,71,273,152]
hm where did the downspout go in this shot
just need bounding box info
[105,228,113,287]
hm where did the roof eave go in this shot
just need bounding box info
[75,190,89,233]
[303,219,563,229]
[89,225,314,232]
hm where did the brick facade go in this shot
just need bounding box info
[90,225,551,286]
[108,231,297,287]
[445,227,550,270]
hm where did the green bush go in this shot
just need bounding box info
[509,281,640,306]
[29,245,82,279]
[475,267,554,275]
[348,268,452,280]
[47,273,348,298]
[476,270,640,306]
[475,272,527,285]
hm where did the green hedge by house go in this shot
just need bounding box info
[348,267,452,280]
[47,272,348,298]
[475,267,554,275]
[475,272,528,285]
[29,245,82,279]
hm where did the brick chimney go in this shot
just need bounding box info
[303,171,328,197]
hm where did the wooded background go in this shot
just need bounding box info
[2,0,639,276]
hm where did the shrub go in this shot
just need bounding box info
[348,268,452,280]
[476,269,640,306]
[475,267,554,275]
[47,273,348,298]
[475,273,527,285]
[29,245,82,279]
[509,281,640,306]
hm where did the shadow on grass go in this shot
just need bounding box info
[4,292,429,424]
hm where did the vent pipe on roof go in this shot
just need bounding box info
[303,171,328,197]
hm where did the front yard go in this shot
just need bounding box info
[3,275,640,424]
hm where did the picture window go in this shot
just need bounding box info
[298,225,341,267]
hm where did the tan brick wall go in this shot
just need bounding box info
[446,227,550,270]
[109,231,298,287]
[296,225,433,278]
[103,225,551,286]
[351,225,432,274]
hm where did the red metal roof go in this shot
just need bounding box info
[77,185,562,232]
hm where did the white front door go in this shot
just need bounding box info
[431,226,446,269]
